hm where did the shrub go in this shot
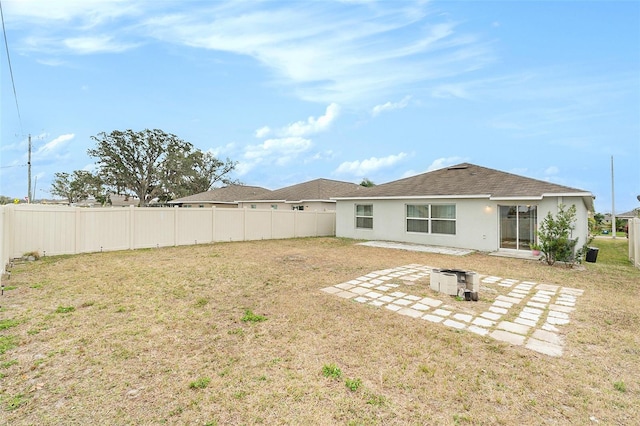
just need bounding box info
[536,204,582,266]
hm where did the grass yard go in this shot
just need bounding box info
[1,237,638,425]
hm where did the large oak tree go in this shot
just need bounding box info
[88,129,237,206]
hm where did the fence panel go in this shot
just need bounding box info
[76,207,131,253]
[11,205,77,256]
[175,208,214,246]
[271,210,296,239]
[244,209,273,240]
[214,208,245,241]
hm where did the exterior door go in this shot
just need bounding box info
[499,205,537,250]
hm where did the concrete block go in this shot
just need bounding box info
[440,273,458,295]
[465,272,480,292]
[430,269,441,292]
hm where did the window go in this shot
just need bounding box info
[406,204,456,235]
[292,205,304,211]
[250,204,257,209]
[355,204,373,229]
[271,204,278,210]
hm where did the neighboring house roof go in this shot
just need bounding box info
[168,185,272,205]
[617,208,640,219]
[246,178,367,203]
[333,163,594,209]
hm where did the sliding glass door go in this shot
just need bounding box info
[499,205,537,250]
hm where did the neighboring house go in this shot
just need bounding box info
[168,185,272,208]
[333,163,595,253]
[617,208,640,220]
[239,178,368,211]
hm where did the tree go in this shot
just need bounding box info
[88,129,236,206]
[0,195,13,205]
[159,150,238,202]
[50,171,103,204]
[536,204,580,266]
[360,178,375,187]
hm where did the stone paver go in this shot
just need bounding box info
[322,263,583,357]
[526,337,563,357]
[491,329,526,345]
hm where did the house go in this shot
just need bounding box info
[239,178,368,211]
[333,163,594,253]
[167,185,272,208]
[617,208,640,220]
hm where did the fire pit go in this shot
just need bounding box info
[430,269,479,301]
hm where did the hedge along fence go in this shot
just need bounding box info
[0,204,336,272]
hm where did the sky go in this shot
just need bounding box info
[1,0,638,213]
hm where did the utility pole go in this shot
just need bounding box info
[28,134,32,204]
[611,155,615,239]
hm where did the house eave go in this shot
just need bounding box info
[332,194,492,201]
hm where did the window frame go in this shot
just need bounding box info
[355,204,373,229]
[405,203,456,235]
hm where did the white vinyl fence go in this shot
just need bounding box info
[0,204,336,272]
[629,217,640,269]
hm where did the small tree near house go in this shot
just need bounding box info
[536,204,583,266]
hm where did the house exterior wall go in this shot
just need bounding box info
[179,202,238,208]
[237,201,336,211]
[336,196,590,252]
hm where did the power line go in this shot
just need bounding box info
[0,0,23,134]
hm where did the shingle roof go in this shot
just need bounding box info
[617,208,640,218]
[248,178,367,202]
[168,185,272,204]
[334,163,593,200]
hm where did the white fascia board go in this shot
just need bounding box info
[241,199,286,203]
[541,192,594,198]
[332,194,491,201]
[489,196,543,201]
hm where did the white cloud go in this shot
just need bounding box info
[255,126,271,138]
[426,156,466,172]
[141,3,492,104]
[34,134,75,156]
[371,96,411,116]
[3,0,141,25]
[253,103,339,140]
[335,152,407,176]
[431,84,471,99]
[241,104,340,175]
[63,36,138,54]
[239,137,313,175]
[544,166,559,175]
[279,103,340,137]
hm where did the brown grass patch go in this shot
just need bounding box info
[1,237,638,424]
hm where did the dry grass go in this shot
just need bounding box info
[1,237,638,425]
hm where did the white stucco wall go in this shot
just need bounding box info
[238,201,336,211]
[336,196,590,252]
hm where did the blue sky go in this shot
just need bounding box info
[1,0,638,213]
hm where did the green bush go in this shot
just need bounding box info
[536,204,584,266]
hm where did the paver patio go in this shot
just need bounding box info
[321,264,583,357]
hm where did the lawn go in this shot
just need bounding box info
[1,237,638,425]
